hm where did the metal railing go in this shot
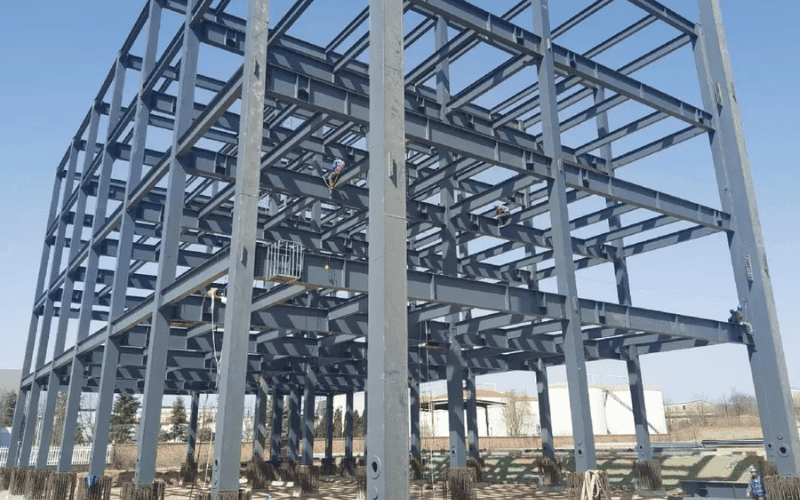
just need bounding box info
[0,445,112,467]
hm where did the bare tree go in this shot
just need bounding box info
[728,389,757,421]
[503,390,534,437]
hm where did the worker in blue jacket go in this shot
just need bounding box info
[746,466,766,500]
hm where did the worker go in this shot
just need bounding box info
[326,158,345,189]
[746,466,766,500]
[495,203,511,226]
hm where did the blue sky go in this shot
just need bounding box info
[0,0,797,404]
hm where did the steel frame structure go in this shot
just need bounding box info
[8,0,799,498]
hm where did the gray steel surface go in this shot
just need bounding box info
[8,0,798,496]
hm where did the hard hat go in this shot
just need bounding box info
[748,466,759,473]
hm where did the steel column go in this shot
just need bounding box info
[533,359,554,459]
[694,0,800,473]
[270,389,284,462]
[188,391,200,464]
[134,0,200,484]
[16,383,41,467]
[626,350,652,460]
[301,365,317,465]
[345,391,354,460]
[58,102,102,472]
[253,382,267,460]
[212,0,270,494]
[288,386,301,461]
[88,53,129,477]
[533,0,596,471]
[465,370,479,460]
[409,378,421,461]
[325,395,334,461]
[367,0,410,496]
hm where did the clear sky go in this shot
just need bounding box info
[0,0,797,405]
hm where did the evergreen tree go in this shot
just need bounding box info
[332,408,343,439]
[352,409,365,437]
[313,403,327,439]
[109,393,140,444]
[170,396,189,441]
[0,390,16,427]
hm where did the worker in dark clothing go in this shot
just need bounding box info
[747,466,766,500]
[495,203,511,226]
[326,158,345,189]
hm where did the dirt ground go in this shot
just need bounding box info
[97,478,651,500]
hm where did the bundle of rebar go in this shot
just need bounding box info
[445,468,476,500]
[25,470,52,500]
[466,458,484,484]
[276,460,296,482]
[195,490,250,500]
[633,459,662,491]
[534,457,562,487]
[74,476,111,500]
[10,468,28,496]
[342,457,357,477]
[244,456,274,489]
[0,467,13,491]
[766,476,800,500]
[45,472,76,500]
[120,481,166,500]
[355,466,367,500]
[566,471,610,500]
[180,459,197,485]
[410,457,424,481]
[292,465,319,495]
[321,458,336,476]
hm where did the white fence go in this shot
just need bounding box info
[0,445,112,467]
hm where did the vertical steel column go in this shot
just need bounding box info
[33,142,82,469]
[17,383,41,468]
[58,103,102,472]
[211,0,270,494]
[409,378,421,462]
[88,55,128,477]
[253,382,268,460]
[288,386,301,461]
[270,390,284,462]
[134,0,200,484]
[325,395,334,461]
[435,12,466,472]
[187,392,200,464]
[367,0,409,496]
[626,351,652,460]
[533,359,554,459]
[95,2,163,472]
[465,370,479,461]
[301,366,317,465]
[11,142,68,467]
[19,150,85,469]
[345,391,354,460]
[592,85,649,459]
[532,0,595,471]
[694,0,800,473]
